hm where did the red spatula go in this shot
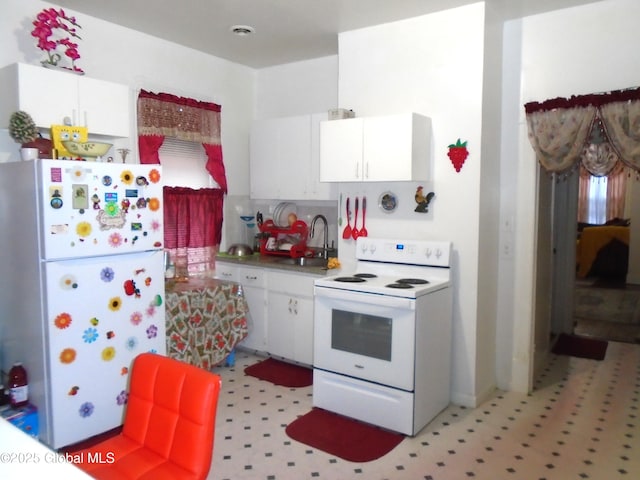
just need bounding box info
[360,196,368,237]
[342,197,352,239]
[351,197,359,240]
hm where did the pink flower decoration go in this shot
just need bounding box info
[31,8,83,73]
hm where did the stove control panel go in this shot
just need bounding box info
[356,237,451,267]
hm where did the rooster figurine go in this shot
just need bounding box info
[414,186,435,213]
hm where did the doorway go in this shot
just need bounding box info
[548,169,640,344]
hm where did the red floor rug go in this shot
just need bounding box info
[244,357,312,387]
[285,408,405,462]
[552,333,608,360]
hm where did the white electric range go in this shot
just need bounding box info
[313,237,453,436]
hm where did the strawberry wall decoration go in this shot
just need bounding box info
[447,138,469,173]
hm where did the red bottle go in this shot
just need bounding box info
[9,362,28,408]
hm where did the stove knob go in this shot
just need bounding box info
[436,248,442,258]
[426,248,432,258]
[369,244,376,254]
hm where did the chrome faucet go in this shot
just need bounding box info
[310,214,329,260]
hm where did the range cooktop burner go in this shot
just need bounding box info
[386,283,414,289]
[397,278,430,285]
[354,273,377,278]
[334,276,367,283]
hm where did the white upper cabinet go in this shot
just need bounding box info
[250,113,337,200]
[0,63,130,137]
[320,113,431,182]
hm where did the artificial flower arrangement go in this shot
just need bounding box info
[31,8,83,73]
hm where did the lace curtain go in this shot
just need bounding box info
[137,90,227,193]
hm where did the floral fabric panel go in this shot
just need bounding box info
[165,278,248,370]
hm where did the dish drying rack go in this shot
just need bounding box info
[259,219,310,258]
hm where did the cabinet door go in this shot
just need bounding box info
[241,284,267,351]
[364,113,428,181]
[293,296,314,365]
[309,113,337,200]
[249,119,279,199]
[78,76,130,137]
[267,291,295,359]
[16,63,78,129]
[319,117,363,182]
[267,271,316,363]
[236,267,267,351]
[277,115,312,199]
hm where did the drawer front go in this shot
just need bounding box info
[268,271,315,297]
[214,262,237,281]
[236,266,266,288]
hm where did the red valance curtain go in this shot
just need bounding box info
[163,186,224,276]
[137,90,228,192]
[524,86,640,176]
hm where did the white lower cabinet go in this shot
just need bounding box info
[236,266,267,351]
[267,271,316,365]
[214,262,267,352]
[215,261,318,364]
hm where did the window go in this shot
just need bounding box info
[587,176,607,224]
[159,137,218,189]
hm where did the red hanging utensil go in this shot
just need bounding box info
[342,197,352,239]
[360,196,368,237]
[351,196,359,240]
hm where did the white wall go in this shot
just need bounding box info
[255,56,338,119]
[1,0,256,196]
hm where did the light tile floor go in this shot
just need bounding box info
[210,341,640,479]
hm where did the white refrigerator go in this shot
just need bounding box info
[0,159,166,449]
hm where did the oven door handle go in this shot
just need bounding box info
[314,287,415,310]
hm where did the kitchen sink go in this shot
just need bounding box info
[276,257,328,268]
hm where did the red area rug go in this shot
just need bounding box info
[285,408,404,462]
[244,357,312,387]
[552,333,608,360]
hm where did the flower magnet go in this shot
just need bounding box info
[447,139,469,173]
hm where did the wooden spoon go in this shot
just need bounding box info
[342,197,352,239]
[351,197,359,240]
[360,196,368,237]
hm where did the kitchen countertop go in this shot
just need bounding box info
[215,253,336,276]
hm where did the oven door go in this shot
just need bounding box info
[313,286,416,391]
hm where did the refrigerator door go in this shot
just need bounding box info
[37,160,164,260]
[43,250,166,449]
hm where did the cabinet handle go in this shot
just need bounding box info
[245,275,258,280]
[288,298,298,315]
[355,161,360,179]
[365,162,369,179]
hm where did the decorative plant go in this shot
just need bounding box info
[31,8,83,73]
[8,111,39,145]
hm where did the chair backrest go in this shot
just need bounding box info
[122,353,221,479]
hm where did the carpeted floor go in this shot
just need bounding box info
[574,285,640,324]
[574,281,640,343]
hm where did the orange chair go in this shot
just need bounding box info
[75,352,222,480]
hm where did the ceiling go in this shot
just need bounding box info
[55,0,597,68]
